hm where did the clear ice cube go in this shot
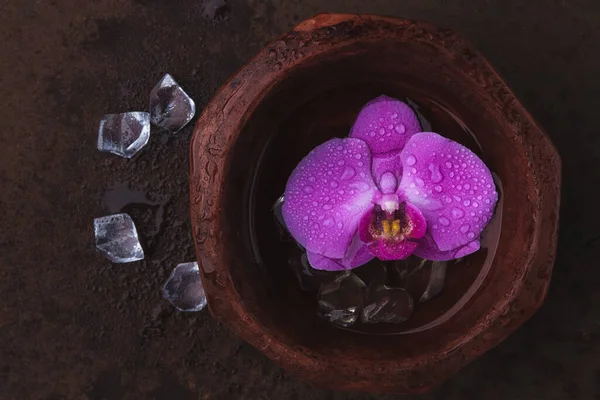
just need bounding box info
[273,195,290,239]
[362,286,414,324]
[94,213,144,263]
[162,262,207,312]
[419,261,447,302]
[404,260,447,303]
[149,74,196,133]
[318,273,366,327]
[97,112,150,158]
[288,251,341,292]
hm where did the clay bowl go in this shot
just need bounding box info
[190,14,560,394]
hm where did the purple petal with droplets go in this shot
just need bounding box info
[414,235,481,261]
[398,132,498,252]
[368,239,417,261]
[282,138,377,259]
[349,95,421,154]
[306,251,347,271]
[306,234,374,271]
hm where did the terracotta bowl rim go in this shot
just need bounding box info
[189,13,561,392]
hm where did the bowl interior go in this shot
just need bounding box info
[221,39,531,361]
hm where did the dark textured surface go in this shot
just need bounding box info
[0,1,597,399]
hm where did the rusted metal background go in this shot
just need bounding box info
[1,0,598,398]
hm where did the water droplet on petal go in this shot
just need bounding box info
[406,155,417,165]
[323,204,332,210]
[415,177,425,187]
[472,201,479,208]
[369,131,376,137]
[445,161,452,169]
[308,176,316,182]
[337,222,343,229]
[434,185,442,192]
[463,200,471,207]
[340,166,356,180]
[352,182,370,192]
[337,160,345,166]
[452,208,464,219]
[330,181,338,188]
[355,153,361,160]
[323,218,335,227]
[395,124,406,134]
[391,113,398,119]
[438,217,450,226]
[460,224,470,233]
[429,163,443,183]
[467,231,475,239]
[303,186,314,194]
[464,183,471,190]
[379,128,385,135]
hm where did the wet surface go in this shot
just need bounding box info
[1,0,599,399]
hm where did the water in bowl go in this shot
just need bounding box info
[248,85,503,335]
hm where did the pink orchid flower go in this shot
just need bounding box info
[282,96,498,271]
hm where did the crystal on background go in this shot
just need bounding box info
[288,252,342,292]
[149,74,196,133]
[393,257,427,282]
[97,112,150,158]
[419,261,447,302]
[318,273,366,327]
[362,286,414,324]
[94,213,144,263]
[162,262,207,312]
[273,194,290,240]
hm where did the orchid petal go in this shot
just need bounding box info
[349,95,421,154]
[306,234,374,271]
[414,235,481,261]
[368,240,417,261]
[283,138,378,259]
[306,252,347,271]
[398,132,498,252]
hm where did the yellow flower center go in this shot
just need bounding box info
[381,219,402,239]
